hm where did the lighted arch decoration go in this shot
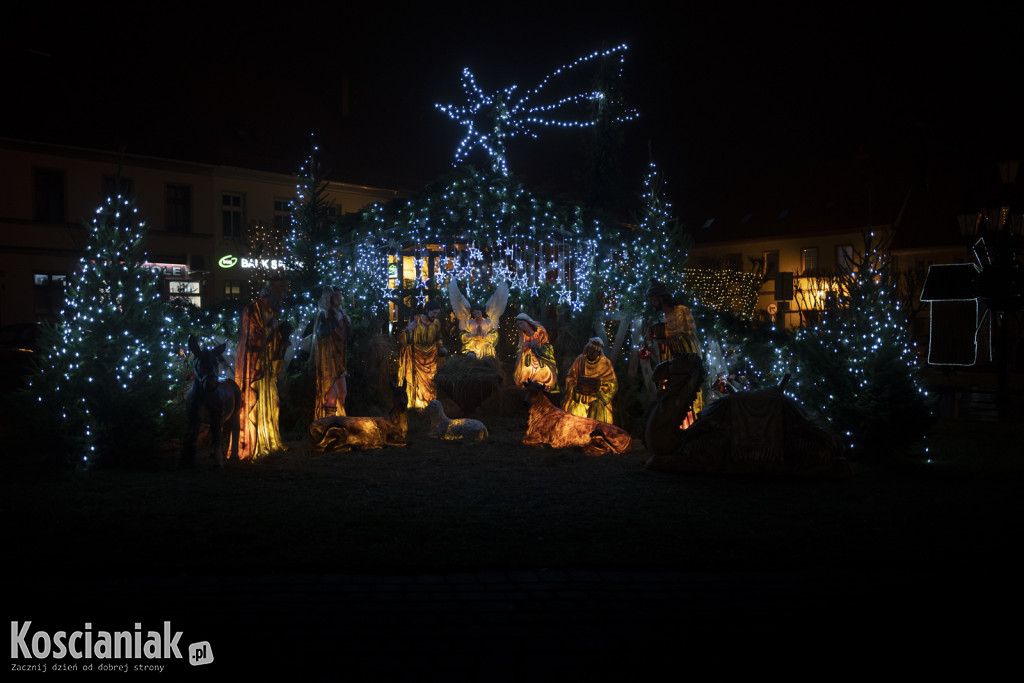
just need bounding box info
[342,45,648,321]
[344,168,607,317]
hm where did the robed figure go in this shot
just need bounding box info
[513,313,557,391]
[398,300,447,409]
[448,278,509,359]
[562,337,618,424]
[234,278,291,459]
[645,278,704,426]
[312,286,351,419]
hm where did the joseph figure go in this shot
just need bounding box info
[398,300,447,409]
[234,278,291,459]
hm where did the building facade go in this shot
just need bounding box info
[0,138,400,326]
[686,154,973,337]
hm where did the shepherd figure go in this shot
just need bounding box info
[562,337,618,424]
[398,299,448,409]
[312,286,351,419]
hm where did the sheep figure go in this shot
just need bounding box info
[424,400,489,441]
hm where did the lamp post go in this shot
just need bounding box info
[957,160,1024,420]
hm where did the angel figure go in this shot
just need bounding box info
[448,278,509,359]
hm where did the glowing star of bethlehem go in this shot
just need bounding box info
[436,44,637,177]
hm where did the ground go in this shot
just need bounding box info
[5,386,1022,576]
[4,386,1022,676]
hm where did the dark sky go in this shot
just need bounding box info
[6,2,1022,219]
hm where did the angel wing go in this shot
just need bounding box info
[485,280,510,320]
[448,277,472,324]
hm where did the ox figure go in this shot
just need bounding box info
[521,381,631,456]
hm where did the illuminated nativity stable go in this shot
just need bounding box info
[29,44,860,470]
[307,44,786,463]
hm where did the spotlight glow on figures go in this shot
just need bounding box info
[436,44,637,177]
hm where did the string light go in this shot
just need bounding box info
[436,44,637,177]
[30,194,186,465]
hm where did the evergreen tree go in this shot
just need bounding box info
[604,161,692,315]
[30,194,182,466]
[778,230,931,459]
[285,139,341,321]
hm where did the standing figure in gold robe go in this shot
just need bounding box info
[234,278,291,460]
[312,286,350,419]
[513,313,557,391]
[645,278,704,426]
[398,300,447,409]
[562,337,618,424]
[448,278,509,359]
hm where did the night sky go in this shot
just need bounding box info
[6,3,1022,220]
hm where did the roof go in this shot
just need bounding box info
[920,263,980,302]
[686,153,1024,253]
[688,154,917,244]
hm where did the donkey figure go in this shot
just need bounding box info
[181,335,241,468]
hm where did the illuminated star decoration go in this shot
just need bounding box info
[435,44,637,177]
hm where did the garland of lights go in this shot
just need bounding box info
[345,170,606,317]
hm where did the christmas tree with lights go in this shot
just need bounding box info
[604,160,691,316]
[776,230,931,458]
[285,139,340,315]
[30,194,183,466]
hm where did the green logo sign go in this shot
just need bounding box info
[219,255,239,269]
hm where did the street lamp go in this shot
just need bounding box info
[963,160,1024,419]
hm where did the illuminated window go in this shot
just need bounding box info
[169,281,201,308]
[224,280,242,300]
[801,247,818,274]
[166,184,192,233]
[223,192,244,239]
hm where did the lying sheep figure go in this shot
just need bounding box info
[424,400,489,441]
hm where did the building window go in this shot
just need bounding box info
[33,168,66,223]
[836,244,854,273]
[169,281,201,308]
[273,198,292,232]
[224,280,242,301]
[34,273,67,321]
[165,184,192,233]
[222,192,244,239]
[102,175,133,199]
[762,250,779,279]
[800,247,819,275]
